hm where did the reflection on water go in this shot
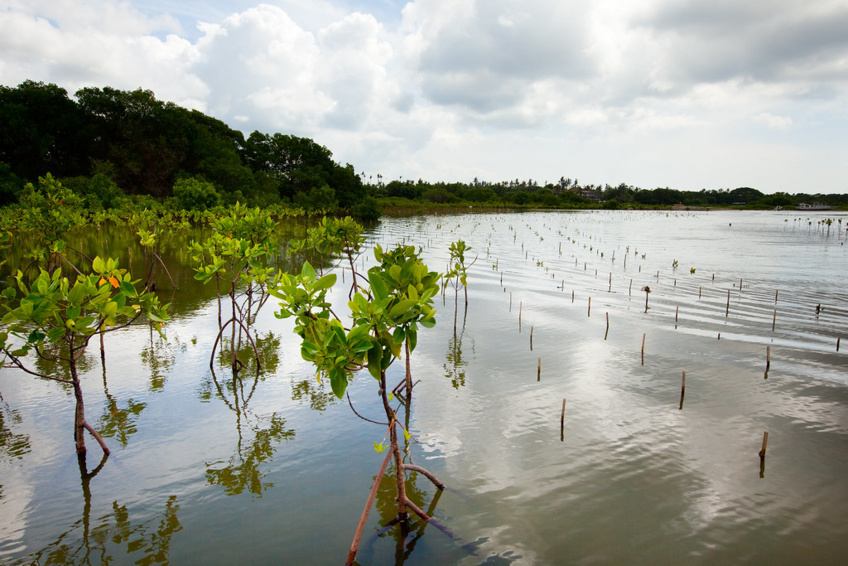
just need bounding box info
[206,413,294,497]
[12,450,181,566]
[0,393,30,462]
[290,375,339,412]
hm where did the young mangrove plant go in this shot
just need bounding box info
[446,240,474,332]
[287,216,367,294]
[189,203,282,374]
[272,244,446,562]
[0,257,169,461]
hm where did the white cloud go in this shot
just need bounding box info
[0,0,847,192]
[756,112,793,130]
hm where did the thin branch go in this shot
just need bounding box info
[403,498,463,543]
[404,464,445,490]
[82,419,111,456]
[3,354,72,383]
[347,392,388,426]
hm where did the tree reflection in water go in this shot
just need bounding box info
[139,327,175,392]
[290,374,339,412]
[20,454,181,565]
[204,331,295,497]
[443,308,473,389]
[0,392,31,470]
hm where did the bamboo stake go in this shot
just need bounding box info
[588,297,591,317]
[675,306,679,324]
[509,292,512,312]
[605,312,609,340]
[837,337,841,352]
[698,286,702,299]
[726,289,730,317]
[641,333,646,365]
[519,301,523,322]
[772,310,776,331]
[530,326,534,350]
[537,357,541,381]
[572,290,575,303]
[560,398,566,441]
[759,431,769,458]
[775,289,779,303]
[766,346,771,372]
[679,371,686,410]
[629,279,632,296]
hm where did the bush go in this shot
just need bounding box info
[172,177,220,210]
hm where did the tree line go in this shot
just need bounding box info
[0,80,375,217]
[368,177,848,209]
[2,80,845,215]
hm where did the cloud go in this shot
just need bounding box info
[0,0,847,191]
[401,0,595,116]
[756,112,792,129]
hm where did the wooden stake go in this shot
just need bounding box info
[698,286,702,299]
[726,289,731,317]
[641,333,646,365]
[572,290,574,303]
[675,306,679,323]
[679,371,686,410]
[837,337,841,352]
[629,279,632,296]
[519,301,523,322]
[560,398,566,441]
[588,296,591,317]
[759,431,769,458]
[605,312,609,340]
[772,310,776,331]
[775,289,779,303]
[537,357,541,381]
[766,346,771,371]
[509,292,512,311]
[530,326,534,350]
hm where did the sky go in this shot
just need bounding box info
[1,0,847,194]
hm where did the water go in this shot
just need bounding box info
[1,210,846,564]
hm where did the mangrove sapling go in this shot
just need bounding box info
[189,204,281,374]
[135,216,177,292]
[0,257,169,461]
[446,240,475,332]
[287,216,368,296]
[272,249,447,561]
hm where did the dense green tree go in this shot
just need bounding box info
[0,81,92,181]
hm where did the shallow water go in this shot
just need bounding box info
[1,210,846,564]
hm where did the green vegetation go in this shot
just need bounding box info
[3,80,846,221]
[0,80,368,216]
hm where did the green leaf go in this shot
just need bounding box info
[368,271,388,301]
[92,256,105,274]
[329,368,348,398]
[392,327,405,344]
[313,273,337,291]
[388,298,416,320]
[367,346,382,379]
[301,261,316,280]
